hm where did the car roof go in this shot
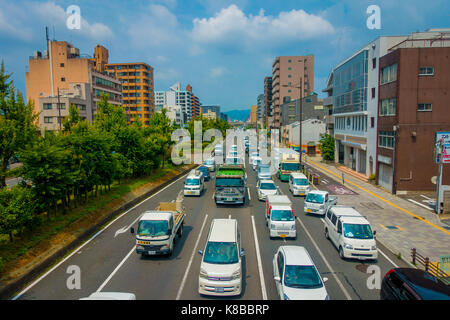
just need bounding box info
[280,246,314,266]
[260,179,275,184]
[290,172,307,179]
[208,219,237,242]
[391,268,450,299]
[140,211,172,221]
[308,190,328,195]
[330,206,362,217]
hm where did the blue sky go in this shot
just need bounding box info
[0,0,448,111]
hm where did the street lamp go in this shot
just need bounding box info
[282,77,303,169]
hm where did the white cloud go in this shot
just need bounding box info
[191,5,335,49]
[210,66,228,78]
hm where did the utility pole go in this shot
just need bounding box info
[299,76,303,169]
[57,87,62,131]
[436,137,444,214]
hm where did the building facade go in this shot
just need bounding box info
[156,82,199,124]
[328,36,408,177]
[250,105,258,124]
[106,62,154,126]
[284,119,326,155]
[377,31,450,193]
[26,41,122,130]
[264,76,273,128]
[271,55,315,130]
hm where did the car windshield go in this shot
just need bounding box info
[284,265,323,289]
[203,242,238,264]
[260,182,276,190]
[271,210,294,221]
[205,159,214,165]
[186,178,200,185]
[198,168,208,174]
[216,178,244,187]
[305,193,324,204]
[294,178,308,186]
[137,220,169,237]
[281,163,300,171]
[226,158,242,164]
[343,224,373,239]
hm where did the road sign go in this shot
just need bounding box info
[435,132,450,164]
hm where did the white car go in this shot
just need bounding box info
[257,179,278,201]
[289,172,310,196]
[249,151,260,164]
[204,158,216,172]
[252,156,262,170]
[273,246,329,300]
[198,219,245,296]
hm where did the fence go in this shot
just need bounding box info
[411,248,450,285]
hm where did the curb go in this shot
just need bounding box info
[0,164,196,300]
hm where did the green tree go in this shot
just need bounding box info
[0,61,39,187]
[319,133,335,161]
[146,108,174,168]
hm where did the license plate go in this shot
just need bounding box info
[215,287,224,293]
[299,193,304,196]
[226,197,233,201]
[148,251,156,255]
[306,209,311,212]
[278,233,287,237]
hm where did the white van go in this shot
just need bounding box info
[288,172,310,196]
[324,206,378,261]
[184,169,204,196]
[198,219,245,296]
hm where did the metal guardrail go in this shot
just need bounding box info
[411,248,450,285]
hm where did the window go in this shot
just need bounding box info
[61,77,66,82]
[60,63,64,67]
[57,103,65,109]
[288,67,292,70]
[347,117,351,128]
[371,117,375,128]
[331,214,337,225]
[288,74,292,78]
[418,67,434,76]
[380,98,396,116]
[288,89,291,93]
[43,103,52,110]
[288,59,292,63]
[418,103,432,111]
[44,116,53,123]
[379,131,395,149]
[372,58,376,69]
[380,64,397,84]
[372,87,376,99]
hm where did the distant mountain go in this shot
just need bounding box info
[223,109,250,122]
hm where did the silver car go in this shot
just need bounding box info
[256,179,279,201]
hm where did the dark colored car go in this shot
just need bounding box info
[197,166,211,181]
[380,268,450,300]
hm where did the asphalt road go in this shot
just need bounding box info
[14,157,409,300]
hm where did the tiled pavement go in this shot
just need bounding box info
[304,155,450,267]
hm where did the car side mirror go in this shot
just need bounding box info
[240,249,245,257]
[373,230,376,236]
[323,277,329,283]
[198,250,203,255]
[130,227,135,234]
[274,276,281,282]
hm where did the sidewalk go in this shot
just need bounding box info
[303,155,450,266]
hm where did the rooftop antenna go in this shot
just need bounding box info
[53,25,56,41]
[45,26,49,51]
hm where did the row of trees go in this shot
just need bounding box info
[0,62,175,242]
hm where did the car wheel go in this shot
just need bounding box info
[325,228,329,240]
[339,247,345,260]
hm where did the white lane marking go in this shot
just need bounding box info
[296,216,352,300]
[251,215,267,300]
[378,248,399,268]
[420,194,432,200]
[96,246,135,292]
[247,187,251,201]
[407,199,433,211]
[322,179,329,183]
[176,214,209,300]
[114,226,129,238]
[12,170,190,300]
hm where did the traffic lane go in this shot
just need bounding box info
[98,179,212,300]
[16,172,189,300]
[247,166,354,300]
[178,178,263,300]
[278,179,406,300]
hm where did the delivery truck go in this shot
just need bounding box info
[265,195,296,239]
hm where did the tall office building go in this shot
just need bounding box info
[26,41,122,130]
[271,55,315,130]
[264,76,273,128]
[106,62,154,126]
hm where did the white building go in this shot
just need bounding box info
[284,119,326,155]
[155,82,193,124]
[326,36,408,177]
[162,105,184,127]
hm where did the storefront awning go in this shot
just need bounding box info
[340,140,367,150]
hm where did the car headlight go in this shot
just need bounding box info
[232,269,241,280]
[283,293,290,300]
[136,245,144,250]
[344,243,353,249]
[291,224,296,230]
[319,205,325,209]
[371,245,377,250]
[161,245,170,251]
[200,269,208,279]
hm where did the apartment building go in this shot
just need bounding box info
[264,76,273,128]
[327,36,408,177]
[257,94,265,125]
[376,29,450,193]
[271,55,314,130]
[26,41,122,130]
[156,82,200,124]
[106,62,154,126]
[250,105,258,124]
